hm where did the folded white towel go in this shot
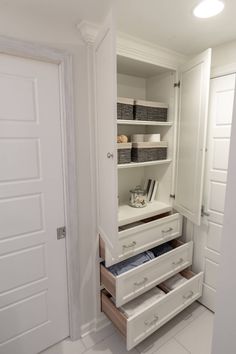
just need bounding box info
[120,287,165,317]
[163,274,187,290]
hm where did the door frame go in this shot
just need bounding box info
[0,36,80,340]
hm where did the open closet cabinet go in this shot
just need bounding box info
[95,13,211,351]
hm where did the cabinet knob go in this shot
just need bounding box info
[107,152,114,159]
[172,258,184,266]
[134,277,148,286]
[183,291,194,300]
[144,314,159,326]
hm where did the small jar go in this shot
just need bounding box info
[129,186,147,208]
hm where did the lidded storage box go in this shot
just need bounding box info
[117,143,132,164]
[134,99,168,122]
[117,97,134,120]
[131,142,168,162]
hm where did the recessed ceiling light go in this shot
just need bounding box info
[193,0,225,18]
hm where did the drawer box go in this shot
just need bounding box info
[100,212,183,267]
[101,239,193,307]
[101,270,203,351]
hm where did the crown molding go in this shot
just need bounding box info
[77,21,100,45]
[117,32,188,71]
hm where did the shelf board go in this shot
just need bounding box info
[117,120,173,126]
[118,159,172,169]
[118,201,172,227]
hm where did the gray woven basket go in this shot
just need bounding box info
[134,100,168,122]
[117,98,134,120]
[134,105,168,121]
[117,143,132,164]
[132,147,167,162]
[118,149,131,164]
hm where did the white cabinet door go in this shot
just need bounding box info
[174,49,212,225]
[95,12,118,256]
[194,74,235,311]
[0,54,69,354]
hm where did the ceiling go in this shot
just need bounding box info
[0,0,111,26]
[116,0,236,55]
[1,0,235,55]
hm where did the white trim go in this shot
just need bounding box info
[117,32,188,71]
[77,21,99,46]
[211,63,236,78]
[0,36,80,340]
[80,315,110,338]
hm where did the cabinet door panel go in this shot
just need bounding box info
[95,12,118,255]
[175,49,211,225]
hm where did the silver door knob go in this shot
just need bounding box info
[107,152,114,159]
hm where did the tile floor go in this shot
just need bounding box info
[42,302,214,354]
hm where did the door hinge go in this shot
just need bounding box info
[201,206,210,217]
[57,226,66,240]
[170,194,176,199]
[174,81,180,88]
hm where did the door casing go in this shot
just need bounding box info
[0,35,80,340]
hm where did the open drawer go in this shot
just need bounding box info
[101,270,203,351]
[101,239,193,307]
[100,212,183,267]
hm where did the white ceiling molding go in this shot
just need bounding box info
[117,32,189,71]
[77,21,100,45]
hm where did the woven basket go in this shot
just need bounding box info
[131,142,168,162]
[117,97,134,120]
[117,143,132,164]
[134,100,168,122]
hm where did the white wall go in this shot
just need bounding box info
[117,73,146,99]
[211,87,236,354]
[211,39,236,73]
[0,6,106,337]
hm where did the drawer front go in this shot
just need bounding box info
[127,272,203,350]
[116,241,193,307]
[105,213,183,266]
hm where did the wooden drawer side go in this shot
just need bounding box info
[100,264,116,298]
[101,291,127,338]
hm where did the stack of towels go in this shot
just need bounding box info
[117,287,166,317]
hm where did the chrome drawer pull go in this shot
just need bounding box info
[162,227,173,234]
[144,314,159,326]
[172,258,184,266]
[122,241,137,249]
[183,291,194,300]
[134,277,148,286]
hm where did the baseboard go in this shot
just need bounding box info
[80,314,110,338]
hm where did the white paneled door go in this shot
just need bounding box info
[0,54,69,354]
[193,73,235,311]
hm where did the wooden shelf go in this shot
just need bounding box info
[118,159,172,169]
[118,201,172,227]
[117,120,173,126]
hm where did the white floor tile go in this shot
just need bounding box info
[82,324,115,349]
[175,310,214,354]
[155,339,190,354]
[83,331,139,354]
[137,303,206,354]
[41,338,86,354]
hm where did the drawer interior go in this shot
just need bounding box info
[158,269,195,293]
[118,211,174,232]
[101,269,196,321]
[101,238,186,283]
